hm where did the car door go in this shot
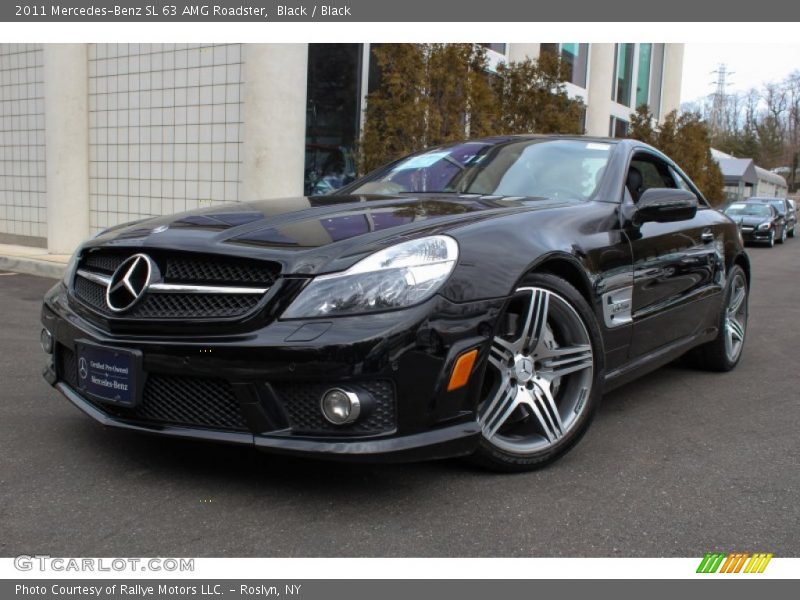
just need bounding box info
[623,151,723,358]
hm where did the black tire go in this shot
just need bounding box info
[767,232,775,247]
[470,272,605,472]
[778,226,787,244]
[684,265,748,372]
[789,226,796,239]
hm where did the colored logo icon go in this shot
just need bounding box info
[697,552,773,574]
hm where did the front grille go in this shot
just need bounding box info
[74,276,260,319]
[165,257,276,286]
[57,345,248,432]
[273,381,396,435]
[74,276,107,310]
[83,252,126,274]
[72,249,279,321]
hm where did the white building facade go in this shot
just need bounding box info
[0,43,684,254]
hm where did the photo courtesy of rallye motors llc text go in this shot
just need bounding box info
[15,584,300,597]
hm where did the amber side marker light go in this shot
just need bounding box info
[447,349,479,392]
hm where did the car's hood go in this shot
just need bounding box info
[730,215,771,227]
[87,194,572,275]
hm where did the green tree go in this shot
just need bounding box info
[491,52,584,135]
[756,114,785,169]
[628,108,725,206]
[358,44,428,174]
[359,44,495,173]
[628,105,657,146]
[359,44,584,174]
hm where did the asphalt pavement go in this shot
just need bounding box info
[0,243,798,557]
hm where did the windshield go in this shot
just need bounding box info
[350,139,613,201]
[726,203,772,217]
[750,199,786,214]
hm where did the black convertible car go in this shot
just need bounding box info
[724,201,784,246]
[41,136,750,470]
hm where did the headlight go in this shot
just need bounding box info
[757,222,772,231]
[282,235,459,318]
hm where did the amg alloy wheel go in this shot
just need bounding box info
[723,270,748,363]
[472,274,603,471]
[685,264,748,372]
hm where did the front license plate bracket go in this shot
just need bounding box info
[75,341,144,408]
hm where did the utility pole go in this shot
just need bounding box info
[709,64,734,134]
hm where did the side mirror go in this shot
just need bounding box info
[631,188,698,226]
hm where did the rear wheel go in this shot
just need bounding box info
[470,273,603,471]
[685,265,748,372]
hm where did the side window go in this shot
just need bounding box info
[668,165,709,207]
[669,167,691,191]
[626,154,675,203]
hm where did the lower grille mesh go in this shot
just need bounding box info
[134,375,247,431]
[273,381,396,435]
[57,345,248,432]
[57,345,397,437]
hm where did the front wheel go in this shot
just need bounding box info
[767,231,775,247]
[789,226,796,238]
[778,226,787,244]
[470,273,604,471]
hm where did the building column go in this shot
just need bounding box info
[584,44,616,137]
[507,44,540,62]
[44,44,90,254]
[241,44,308,201]
[660,44,685,119]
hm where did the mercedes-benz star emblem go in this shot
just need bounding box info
[105,253,157,312]
[515,356,535,383]
[78,357,88,380]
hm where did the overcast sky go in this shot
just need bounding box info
[681,43,800,104]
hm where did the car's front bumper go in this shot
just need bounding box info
[41,282,505,462]
[740,227,773,243]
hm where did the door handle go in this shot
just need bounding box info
[701,231,714,243]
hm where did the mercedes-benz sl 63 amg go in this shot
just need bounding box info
[41,136,750,470]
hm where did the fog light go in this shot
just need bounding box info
[40,328,53,354]
[321,388,361,425]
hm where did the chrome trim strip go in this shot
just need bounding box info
[148,282,269,295]
[76,269,111,286]
[76,269,268,295]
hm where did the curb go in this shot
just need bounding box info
[0,255,65,279]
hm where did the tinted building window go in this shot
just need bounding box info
[479,43,507,54]
[610,117,629,139]
[305,44,362,195]
[613,43,634,106]
[636,43,651,109]
[541,43,589,88]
